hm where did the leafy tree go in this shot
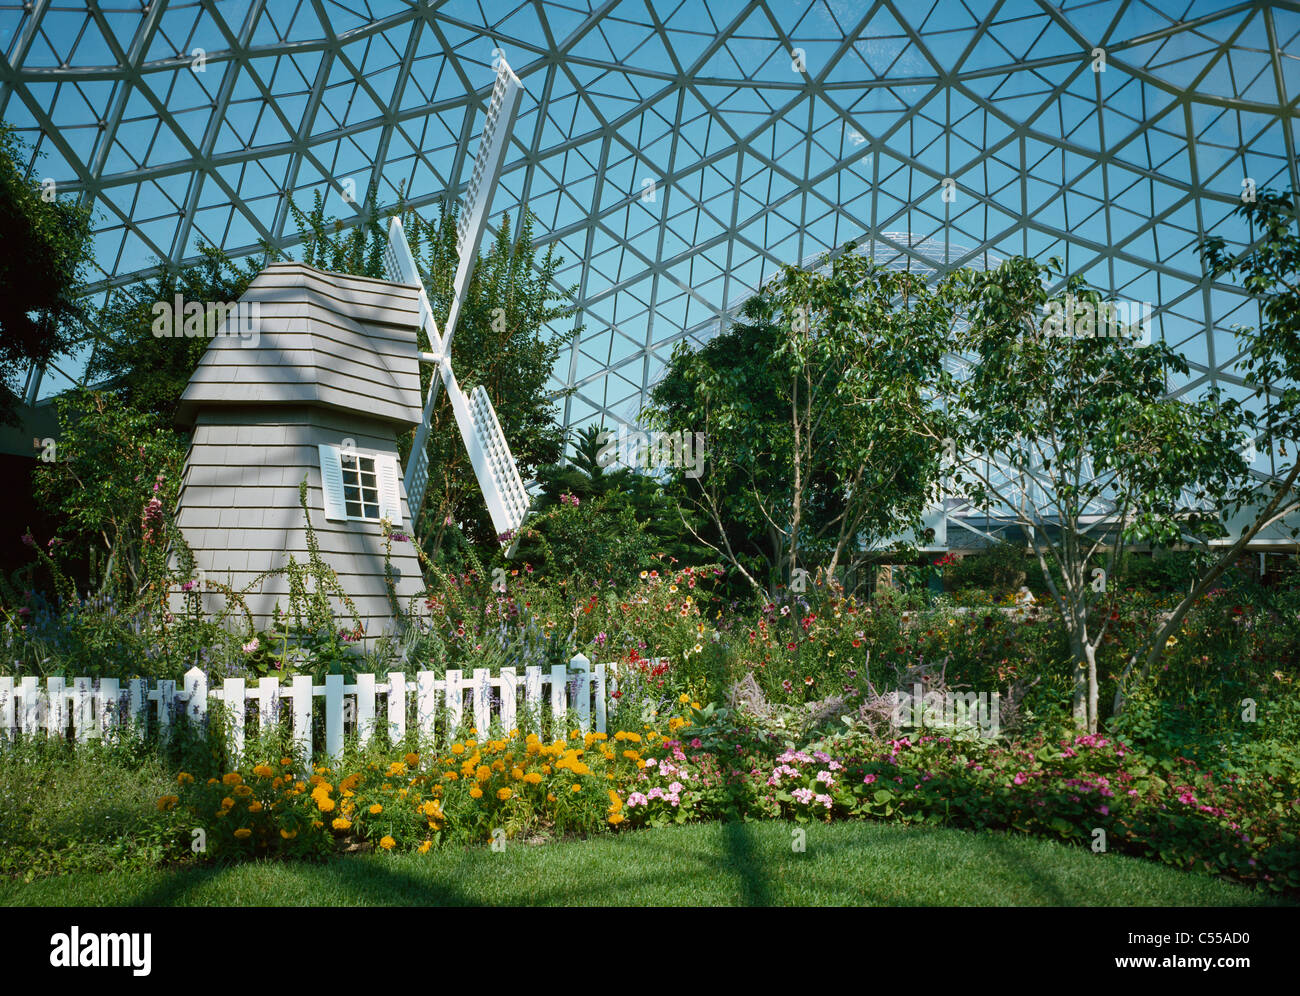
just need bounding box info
[86,246,257,424]
[30,389,188,593]
[941,258,1246,732]
[513,424,712,581]
[0,124,93,424]
[649,246,951,599]
[1111,188,1300,707]
[282,192,576,557]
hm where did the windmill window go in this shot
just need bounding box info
[341,454,381,520]
[317,444,403,526]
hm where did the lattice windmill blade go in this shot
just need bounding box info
[387,56,529,547]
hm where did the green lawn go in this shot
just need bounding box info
[1,821,1286,906]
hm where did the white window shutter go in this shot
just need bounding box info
[377,454,403,527]
[317,444,348,521]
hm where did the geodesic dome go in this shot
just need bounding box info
[2,0,1295,467]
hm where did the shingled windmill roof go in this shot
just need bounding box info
[175,262,423,428]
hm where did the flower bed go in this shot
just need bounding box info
[158,717,1300,895]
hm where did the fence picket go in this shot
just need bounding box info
[0,659,625,757]
[74,677,93,743]
[387,672,406,743]
[291,675,311,762]
[99,678,120,738]
[156,679,176,743]
[127,678,145,737]
[0,675,12,739]
[473,668,490,739]
[258,677,279,741]
[571,654,591,732]
[325,673,344,762]
[445,669,463,735]
[356,672,376,747]
[225,677,246,757]
[46,676,65,738]
[417,671,437,743]
[499,667,516,734]
[594,662,607,735]
[550,664,567,739]
[524,666,541,731]
[20,677,38,735]
[184,667,207,731]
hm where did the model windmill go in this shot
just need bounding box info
[383,56,531,550]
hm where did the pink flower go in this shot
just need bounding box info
[862,773,876,784]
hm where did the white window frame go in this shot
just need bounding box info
[318,444,402,526]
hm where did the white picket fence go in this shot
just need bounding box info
[0,654,651,762]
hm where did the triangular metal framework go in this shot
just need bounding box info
[2,0,1297,501]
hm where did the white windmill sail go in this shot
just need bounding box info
[384,56,529,547]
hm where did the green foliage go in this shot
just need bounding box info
[942,257,1250,730]
[0,124,94,425]
[30,389,188,591]
[512,424,713,583]
[649,245,952,598]
[86,246,256,425]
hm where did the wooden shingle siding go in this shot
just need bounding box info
[175,262,423,428]
[171,263,430,645]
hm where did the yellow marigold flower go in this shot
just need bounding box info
[422,800,441,817]
[271,777,283,789]
[571,783,582,793]
[280,829,297,840]
[523,772,542,785]
[207,778,218,785]
[252,764,274,778]
[497,787,513,801]
[234,828,252,839]
[418,840,432,854]
[405,752,421,766]
[444,771,459,781]
[342,801,355,815]
[625,732,642,744]
[623,750,640,761]
[491,759,506,773]
[475,765,491,782]
[547,793,556,802]
[222,772,243,785]
[608,789,622,813]
[691,702,700,710]
[312,819,323,828]
[280,757,293,766]
[315,796,336,813]
[542,764,552,775]
[220,797,235,810]
[615,731,627,741]
[608,813,625,825]
[248,801,264,814]
[314,766,331,775]
[234,784,254,798]
[294,781,306,792]
[570,729,581,739]
[451,743,465,755]
[470,787,483,799]
[332,817,352,831]
[156,795,178,811]
[678,693,690,704]
[177,772,194,785]
[386,761,407,777]
[369,804,383,815]
[511,766,524,780]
